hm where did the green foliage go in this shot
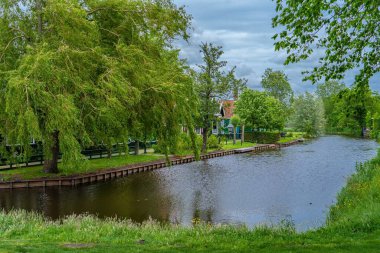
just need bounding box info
[194,42,232,151]
[0,0,196,172]
[235,89,286,131]
[316,80,346,132]
[316,80,346,99]
[228,67,248,99]
[273,0,379,86]
[230,115,241,127]
[194,43,247,152]
[207,134,222,150]
[328,152,380,232]
[290,93,325,137]
[320,83,374,136]
[261,68,293,106]
[154,133,203,155]
[244,131,280,144]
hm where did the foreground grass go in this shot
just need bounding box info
[0,210,380,253]
[1,150,380,252]
[0,154,164,181]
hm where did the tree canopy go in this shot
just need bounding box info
[0,0,195,172]
[261,68,293,106]
[273,0,379,86]
[235,89,285,131]
[194,42,234,152]
[290,93,325,136]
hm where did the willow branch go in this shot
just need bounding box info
[0,35,24,62]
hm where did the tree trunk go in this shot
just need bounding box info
[107,147,112,159]
[202,127,208,153]
[134,140,139,155]
[241,125,245,144]
[36,0,44,39]
[233,126,236,145]
[43,131,59,174]
[144,132,147,154]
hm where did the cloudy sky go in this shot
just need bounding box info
[173,0,380,93]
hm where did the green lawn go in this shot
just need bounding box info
[219,140,256,151]
[0,154,164,181]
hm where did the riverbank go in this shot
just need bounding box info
[0,143,282,189]
[1,138,379,252]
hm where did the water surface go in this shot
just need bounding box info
[0,136,377,231]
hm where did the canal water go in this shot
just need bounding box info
[0,136,377,231]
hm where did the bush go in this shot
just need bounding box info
[176,133,192,152]
[244,131,280,144]
[207,135,222,150]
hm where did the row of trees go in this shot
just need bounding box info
[0,0,378,174]
[316,81,379,137]
[0,0,249,173]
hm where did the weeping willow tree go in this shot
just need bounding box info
[0,0,197,173]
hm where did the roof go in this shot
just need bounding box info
[221,100,235,119]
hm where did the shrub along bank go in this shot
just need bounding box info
[1,151,380,252]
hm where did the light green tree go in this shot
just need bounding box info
[235,89,286,131]
[290,93,326,136]
[273,0,379,86]
[0,0,194,173]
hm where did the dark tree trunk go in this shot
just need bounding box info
[36,0,43,37]
[144,132,147,154]
[134,140,139,155]
[202,127,208,153]
[107,147,112,159]
[43,131,59,174]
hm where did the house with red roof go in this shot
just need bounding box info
[211,100,241,136]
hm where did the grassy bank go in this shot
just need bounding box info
[1,151,380,252]
[0,141,256,182]
[277,132,305,144]
[0,211,379,252]
[0,154,164,181]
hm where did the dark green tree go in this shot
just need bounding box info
[316,80,346,132]
[261,68,293,106]
[195,42,232,153]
